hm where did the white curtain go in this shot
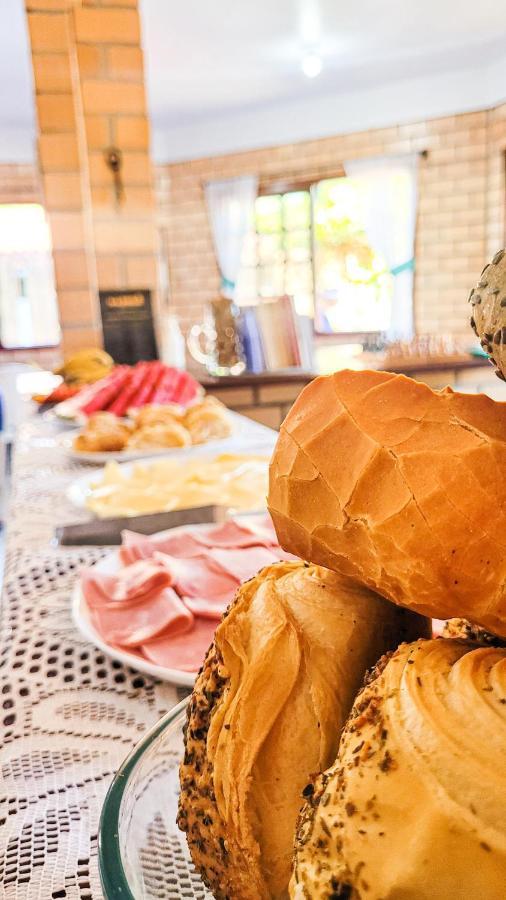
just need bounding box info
[344,155,419,340]
[204,175,258,299]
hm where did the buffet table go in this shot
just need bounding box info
[0,417,206,899]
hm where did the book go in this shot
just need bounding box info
[240,307,265,373]
[241,296,314,372]
[256,301,292,370]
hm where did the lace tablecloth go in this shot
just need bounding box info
[0,418,182,899]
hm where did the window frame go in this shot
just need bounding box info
[0,200,60,351]
[243,173,392,343]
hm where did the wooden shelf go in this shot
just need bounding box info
[199,369,313,388]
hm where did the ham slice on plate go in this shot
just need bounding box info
[183,594,230,621]
[153,551,238,607]
[119,529,205,566]
[206,545,285,583]
[189,518,278,549]
[141,617,216,672]
[89,586,193,647]
[120,517,281,566]
[81,560,171,607]
[79,514,301,678]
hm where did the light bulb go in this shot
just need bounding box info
[301,52,322,78]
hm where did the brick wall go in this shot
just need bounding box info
[159,105,506,339]
[25,0,159,354]
[2,102,506,357]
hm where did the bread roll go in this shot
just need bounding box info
[178,561,428,899]
[268,369,506,636]
[469,248,506,381]
[291,638,506,899]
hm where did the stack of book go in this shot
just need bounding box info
[239,296,314,373]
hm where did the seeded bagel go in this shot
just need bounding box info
[469,248,506,381]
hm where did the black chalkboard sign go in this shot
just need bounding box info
[99,289,158,364]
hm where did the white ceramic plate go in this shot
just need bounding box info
[59,411,275,465]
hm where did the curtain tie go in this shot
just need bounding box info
[390,257,415,276]
[220,276,236,293]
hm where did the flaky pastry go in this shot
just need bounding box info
[73,412,132,452]
[184,397,231,444]
[292,638,506,899]
[126,420,191,449]
[178,561,429,899]
[132,403,185,428]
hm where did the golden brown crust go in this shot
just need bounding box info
[73,412,132,451]
[178,561,429,899]
[126,420,191,449]
[184,397,232,444]
[291,638,506,900]
[268,369,506,636]
[177,642,235,898]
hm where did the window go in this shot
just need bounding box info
[0,204,60,348]
[312,177,393,335]
[236,175,403,336]
[236,190,314,316]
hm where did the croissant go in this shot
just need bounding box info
[292,638,506,899]
[126,420,191,449]
[73,411,132,452]
[178,561,429,899]
[268,369,506,636]
[133,403,184,428]
[184,397,232,444]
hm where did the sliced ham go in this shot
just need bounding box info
[153,551,239,607]
[141,617,216,672]
[81,560,171,608]
[190,519,277,549]
[89,586,193,647]
[183,594,231,621]
[206,545,283,583]
[119,530,205,566]
[80,515,301,675]
[119,516,282,567]
[241,514,281,545]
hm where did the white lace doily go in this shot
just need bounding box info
[0,417,193,899]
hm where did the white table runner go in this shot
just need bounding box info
[0,418,184,899]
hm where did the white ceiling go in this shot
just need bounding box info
[1,0,37,161]
[2,0,506,163]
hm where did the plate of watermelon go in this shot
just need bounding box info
[54,361,203,423]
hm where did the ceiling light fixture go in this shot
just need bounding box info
[301,52,322,78]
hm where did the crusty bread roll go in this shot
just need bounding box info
[291,638,506,899]
[178,561,429,899]
[268,369,506,636]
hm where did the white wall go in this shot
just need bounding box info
[152,56,506,163]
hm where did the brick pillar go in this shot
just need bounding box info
[25,0,159,354]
